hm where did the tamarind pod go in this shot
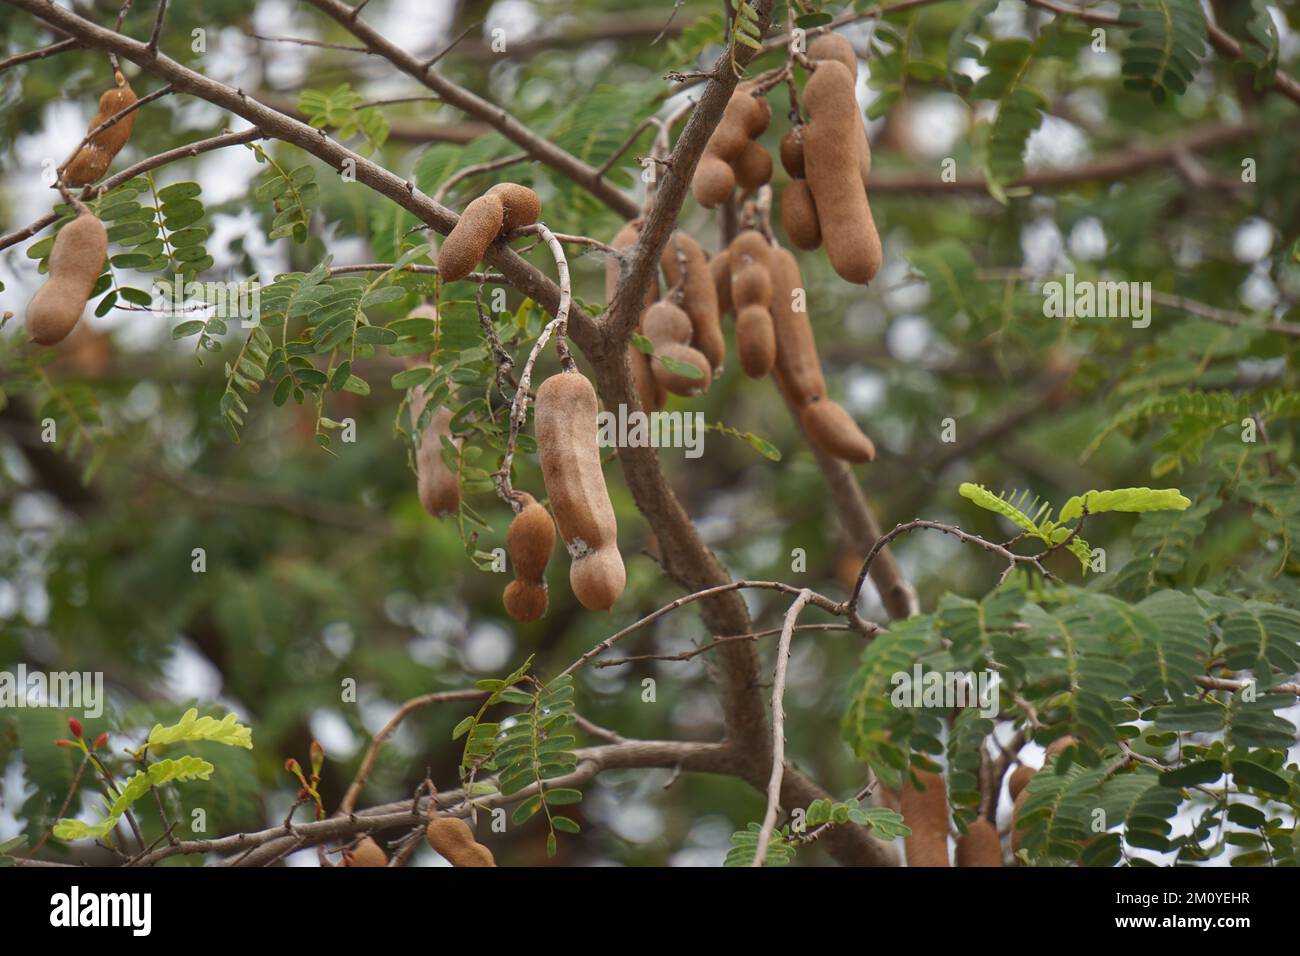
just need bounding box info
[643,300,693,343]
[1010,783,1033,854]
[731,263,772,310]
[655,343,713,395]
[735,304,776,378]
[660,233,725,373]
[807,34,872,183]
[26,212,108,346]
[897,769,951,867]
[503,579,548,622]
[641,301,711,395]
[628,344,666,412]
[803,60,881,284]
[956,818,1003,867]
[409,396,459,518]
[1045,735,1077,760]
[727,229,772,280]
[1008,765,1035,800]
[690,88,770,208]
[801,398,876,462]
[570,544,626,612]
[734,139,773,193]
[607,220,658,316]
[768,247,826,402]
[780,179,822,251]
[507,492,555,579]
[710,249,733,318]
[485,182,540,231]
[65,81,139,187]
[536,371,624,610]
[426,817,496,867]
[341,836,388,867]
[691,154,737,209]
[779,128,805,179]
[437,192,505,282]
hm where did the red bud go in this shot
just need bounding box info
[93,732,109,750]
[284,758,300,773]
[55,738,76,748]
[67,717,83,738]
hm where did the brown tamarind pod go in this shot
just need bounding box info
[644,301,712,396]
[1011,781,1033,854]
[628,344,666,412]
[1008,765,1035,800]
[728,231,776,378]
[898,769,950,867]
[780,179,822,251]
[735,305,776,378]
[26,212,108,346]
[710,249,733,318]
[734,139,773,193]
[438,192,505,282]
[486,182,540,231]
[779,128,805,179]
[425,817,496,867]
[956,817,1003,867]
[502,492,555,622]
[1045,735,1077,760]
[807,34,872,184]
[535,371,625,611]
[803,60,881,284]
[65,76,138,187]
[341,836,388,867]
[660,232,725,373]
[691,87,770,208]
[769,246,875,462]
[801,398,876,463]
[404,351,460,518]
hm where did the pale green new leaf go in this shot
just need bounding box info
[1058,488,1191,523]
[145,708,253,751]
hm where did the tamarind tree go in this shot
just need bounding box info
[0,0,1298,872]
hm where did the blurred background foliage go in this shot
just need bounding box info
[1,0,1299,865]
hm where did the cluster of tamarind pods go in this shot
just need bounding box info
[882,736,1077,867]
[24,33,885,629]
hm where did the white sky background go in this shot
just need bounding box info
[1,0,1298,866]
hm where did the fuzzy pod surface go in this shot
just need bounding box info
[486,182,541,231]
[956,818,1003,867]
[426,817,496,867]
[660,231,725,373]
[65,80,139,187]
[803,60,882,283]
[26,212,108,346]
[898,770,951,867]
[437,192,505,282]
[503,492,555,622]
[535,371,625,610]
[807,34,872,183]
[771,243,877,462]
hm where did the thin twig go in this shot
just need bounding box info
[752,589,812,867]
